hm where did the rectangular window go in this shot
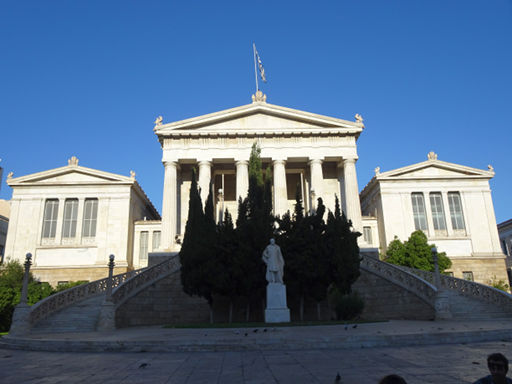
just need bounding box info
[429,192,446,231]
[363,226,372,243]
[82,199,98,238]
[448,192,465,231]
[140,231,149,261]
[502,240,508,255]
[462,271,474,281]
[445,272,454,277]
[42,199,59,239]
[411,193,428,231]
[62,199,78,238]
[152,231,161,251]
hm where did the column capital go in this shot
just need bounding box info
[342,156,358,165]
[308,158,323,166]
[273,158,286,166]
[235,159,249,166]
[163,160,180,169]
[198,160,212,166]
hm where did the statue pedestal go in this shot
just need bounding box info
[265,283,290,323]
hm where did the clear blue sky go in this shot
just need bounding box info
[1,1,511,223]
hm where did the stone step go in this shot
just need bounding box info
[31,294,105,334]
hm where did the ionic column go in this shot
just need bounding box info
[161,161,179,251]
[309,158,324,211]
[336,164,347,214]
[198,160,212,206]
[342,157,363,232]
[273,159,288,216]
[235,160,249,202]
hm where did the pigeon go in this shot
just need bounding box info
[263,328,267,332]
[344,326,348,330]
[139,363,150,369]
[352,324,357,329]
[253,329,259,333]
[334,372,341,383]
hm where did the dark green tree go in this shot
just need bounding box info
[325,195,361,295]
[180,170,222,323]
[234,143,275,320]
[384,230,452,272]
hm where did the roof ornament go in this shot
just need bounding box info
[130,170,136,179]
[7,172,13,180]
[154,116,163,127]
[374,166,380,176]
[427,151,438,161]
[68,156,79,166]
[355,114,363,124]
[252,90,267,103]
[488,164,494,172]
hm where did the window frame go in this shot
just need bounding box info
[411,193,428,231]
[42,199,59,239]
[447,192,465,231]
[139,231,149,261]
[429,192,447,231]
[82,198,98,239]
[61,198,79,239]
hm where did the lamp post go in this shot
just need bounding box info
[19,253,32,305]
[105,254,115,302]
[432,247,441,289]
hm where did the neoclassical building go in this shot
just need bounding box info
[3,92,508,286]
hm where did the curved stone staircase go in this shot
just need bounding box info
[10,254,512,336]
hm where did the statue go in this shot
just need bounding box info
[154,116,163,126]
[262,238,284,284]
[354,113,363,123]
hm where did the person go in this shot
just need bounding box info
[261,238,284,284]
[473,353,512,384]
[379,374,407,384]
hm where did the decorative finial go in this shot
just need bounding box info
[374,166,380,176]
[68,156,79,166]
[130,170,136,179]
[154,116,163,126]
[427,151,438,161]
[355,114,363,123]
[252,90,267,103]
[7,172,13,180]
[488,164,494,172]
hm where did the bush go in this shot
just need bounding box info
[329,288,365,321]
[54,281,88,293]
[490,276,510,292]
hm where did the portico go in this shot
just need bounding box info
[155,92,365,251]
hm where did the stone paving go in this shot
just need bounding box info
[0,341,510,383]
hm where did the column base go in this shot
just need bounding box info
[265,308,291,323]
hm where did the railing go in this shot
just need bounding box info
[29,269,145,325]
[398,266,512,311]
[111,254,181,305]
[360,255,437,306]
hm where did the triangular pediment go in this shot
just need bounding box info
[7,164,133,186]
[154,100,363,136]
[378,158,493,180]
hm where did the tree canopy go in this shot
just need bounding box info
[384,230,452,272]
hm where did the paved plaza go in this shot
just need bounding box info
[0,341,510,383]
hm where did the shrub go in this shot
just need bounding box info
[490,276,510,293]
[54,281,88,293]
[329,288,364,321]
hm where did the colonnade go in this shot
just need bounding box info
[160,157,362,251]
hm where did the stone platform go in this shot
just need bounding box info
[2,319,512,353]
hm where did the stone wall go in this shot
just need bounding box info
[32,266,129,287]
[449,257,509,285]
[115,267,435,327]
[354,270,435,321]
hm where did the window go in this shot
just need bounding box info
[152,231,161,251]
[140,231,149,261]
[429,192,446,231]
[445,272,454,277]
[462,271,474,281]
[42,199,59,239]
[411,193,428,231]
[82,199,98,238]
[363,226,372,243]
[62,199,78,238]
[448,192,465,231]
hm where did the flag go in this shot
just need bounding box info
[255,47,267,82]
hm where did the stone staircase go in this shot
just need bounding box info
[11,254,512,336]
[30,294,104,334]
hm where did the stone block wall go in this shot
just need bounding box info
[353,270,435,320]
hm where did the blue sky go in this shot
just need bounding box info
[1,1,511,223]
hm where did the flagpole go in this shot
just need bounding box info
[253,43,259,92]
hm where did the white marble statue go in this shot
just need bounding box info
[262,238,284,284]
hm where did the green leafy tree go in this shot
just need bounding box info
[384,230,452,272]
[0,261,54,331]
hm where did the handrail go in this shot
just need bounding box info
[29,268,146,325]
[360,255,437,306]
[111,254,181,306]
[397,265,512,311]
